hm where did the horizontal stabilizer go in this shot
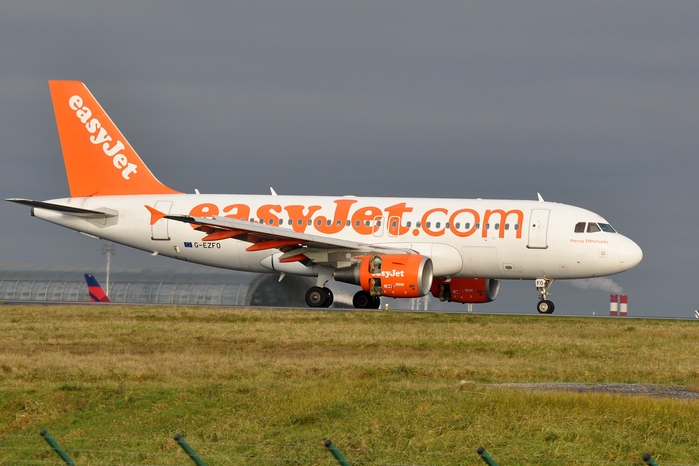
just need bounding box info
[6,198,117,218]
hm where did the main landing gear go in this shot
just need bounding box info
[305,286,334,308]
[352,290,381,309]
[536,278,555,314]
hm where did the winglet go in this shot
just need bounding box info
[145,205,167,225]
[537,193,545,202]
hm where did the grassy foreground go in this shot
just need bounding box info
[1,305,699,465]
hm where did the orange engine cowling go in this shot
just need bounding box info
[334,254,433,298]
[430,278,500,303]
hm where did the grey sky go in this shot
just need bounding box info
[1,2,697,316]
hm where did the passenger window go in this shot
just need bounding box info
[355,220,361,227]
[475,223,480,229]
[465,222,471,229]
[307,219,312,226]
[574,222,586,233]
[455,222,460,229]
[445,222,450,228]
[495,223,500,230]
[336,220,342,226]
[514,224,520,231]
[426,222,431,228]
[391,221,397,228]
[435,222,440,229]
[505,224,509,230]
[587,222,601,233]
[484,223,490,230]
[297,219,302,226]
[416,221,421,228]
[406,221,412,228]
[316,219,322,226]
[346,220,351,227]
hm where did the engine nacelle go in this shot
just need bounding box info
[334,254,433,298]
[430,278,500,303]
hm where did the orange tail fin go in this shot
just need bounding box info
[48,81,181,197]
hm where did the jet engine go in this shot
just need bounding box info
[431,277,500,303]
[334,254,433,298]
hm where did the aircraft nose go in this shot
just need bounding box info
[619,237,643,271]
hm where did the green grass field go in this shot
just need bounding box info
[1,305,699,465]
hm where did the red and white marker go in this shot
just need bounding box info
[610,294,618,316]
[620,294,628,316]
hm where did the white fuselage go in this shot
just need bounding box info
[33,194,643,281]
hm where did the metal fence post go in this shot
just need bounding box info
[39,430,75,466]
[643,453,660,466]
[477,446,499,466]
[173,433,208,466]
[324,439,351,466]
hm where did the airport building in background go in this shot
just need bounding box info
[0,263,323,307]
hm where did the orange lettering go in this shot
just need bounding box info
[449,208,480,237]
[223,203,250,221]
[384,202,413,236]
[256,204,282,225]
[189,203,219,218]
[189,203,220,229]
[421,208,447,237]
[316,199,357,234]
[351,206,382,235]
[284,205,322,233]
[483,209,523,238]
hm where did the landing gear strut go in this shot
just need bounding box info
[536,278,555,314]
[305,286,334,308]
[352,290,381,309]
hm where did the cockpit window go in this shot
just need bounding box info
[574,222,586,233]
[587,222,601,233]
[598,223,616,233]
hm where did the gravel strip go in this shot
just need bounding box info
[484,383,699,400]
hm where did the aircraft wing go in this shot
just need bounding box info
[153,207,415,266]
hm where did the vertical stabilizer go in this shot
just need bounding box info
[84,274,111,302]
[48,81,181,197]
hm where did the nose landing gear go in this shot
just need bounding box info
[536,278,555,314]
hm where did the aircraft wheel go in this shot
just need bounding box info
[306,286,332,308]
[353,290,373,309]
[371,296,381,309]
[323,288,334,307]
[537,300,555,314]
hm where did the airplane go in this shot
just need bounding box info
[84,274,110,303]
[7,81,643,314]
